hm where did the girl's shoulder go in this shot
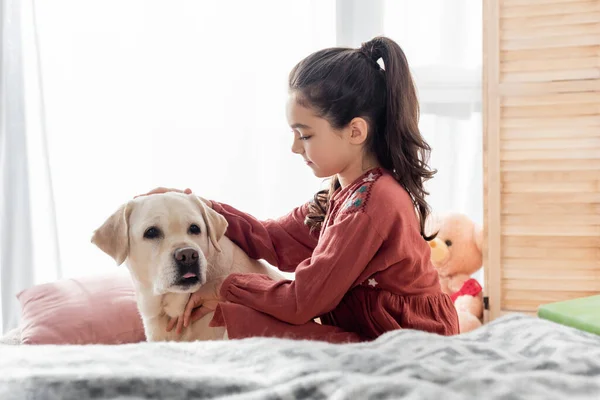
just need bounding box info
[337,170,382,216]
[339,168,412,218]
[331,168,421,241]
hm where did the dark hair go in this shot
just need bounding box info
[288,36,436,240]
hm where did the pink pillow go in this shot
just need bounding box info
[17,273,146,344]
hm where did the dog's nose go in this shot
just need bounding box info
[174,247,198,266]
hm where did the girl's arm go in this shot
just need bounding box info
[211,201,319,273]
[217,211,383,325]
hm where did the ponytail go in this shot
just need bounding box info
[360,37,436,240]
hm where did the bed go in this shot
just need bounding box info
[1,314,600,399]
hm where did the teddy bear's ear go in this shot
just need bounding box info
[474,223,483,253]
[425,213,442,238]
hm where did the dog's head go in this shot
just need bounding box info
[91,192,227,295]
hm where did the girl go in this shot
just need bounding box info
[144,36,459,343]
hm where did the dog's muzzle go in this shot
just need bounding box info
[173,247,201,286]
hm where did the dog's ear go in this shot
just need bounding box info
[191,195,228,253]
[91,202,133,265]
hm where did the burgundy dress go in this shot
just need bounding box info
[209,168,459,343]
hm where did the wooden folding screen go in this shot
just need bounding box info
[483,0,600,320]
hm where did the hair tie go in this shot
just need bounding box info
[359,46,382,70]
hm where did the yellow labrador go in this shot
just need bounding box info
[91,192,283,342]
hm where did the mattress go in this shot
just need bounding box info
[1,314,599,399]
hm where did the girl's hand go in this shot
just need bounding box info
[166,276,227,335]
[134,187,213,209]
[135,187,193,198]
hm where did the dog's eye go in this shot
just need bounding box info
[445,240,452,247]
[144,227,161,239]
[189,224,201,235]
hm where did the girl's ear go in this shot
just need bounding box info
[347,117,369,145]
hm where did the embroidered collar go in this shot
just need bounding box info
[331,167,386,202]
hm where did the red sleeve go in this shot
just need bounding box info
[211,201,318,272]
[219,212,383,325]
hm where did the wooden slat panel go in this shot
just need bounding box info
[501,138,600,150]
[486,0,599,320]
[483,0,503,322]
[501,115,600,128]
[502,22,600,40]
[503,246,600,260]
[503,180,599,194]
[503,268,600,280]
[503,192,600,204]
[500,148,600,161]
[502,11,600,29]
[501,159,600,172]
[504,278,600,291]
[502,235,600,249]
[503,224,600,236]
[502,92,599,106]
[503,57,599,75]
[502,202,600,215]
[502,126,600,140]
[502,2,599,19]
[500,80,600,95]
[502,170,600,182]
[501,45,598,62]
[503,213,600,227]
[502,103,600,117]
[503,68,600,82]
[504,0,597,6]
[504,258,600,270]
[503,290,598,311]
[502,35,600,52]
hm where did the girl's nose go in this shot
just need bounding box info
[291,138,303,155]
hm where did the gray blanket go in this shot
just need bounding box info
[2,314,600,399]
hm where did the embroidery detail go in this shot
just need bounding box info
[341,172,381,214]
[368,278,378,287]
[344,192,364,210]
[363,172,377,182]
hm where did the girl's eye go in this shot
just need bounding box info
[299,136,311,141]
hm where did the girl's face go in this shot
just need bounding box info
[286,94,355,179]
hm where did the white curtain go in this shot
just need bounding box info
[1,0,62,333]
[0,0,482,333]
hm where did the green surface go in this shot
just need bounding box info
[538,295,600,336]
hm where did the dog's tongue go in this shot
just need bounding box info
[183,272,196,279]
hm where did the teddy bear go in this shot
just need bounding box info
[426,213,484,333]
